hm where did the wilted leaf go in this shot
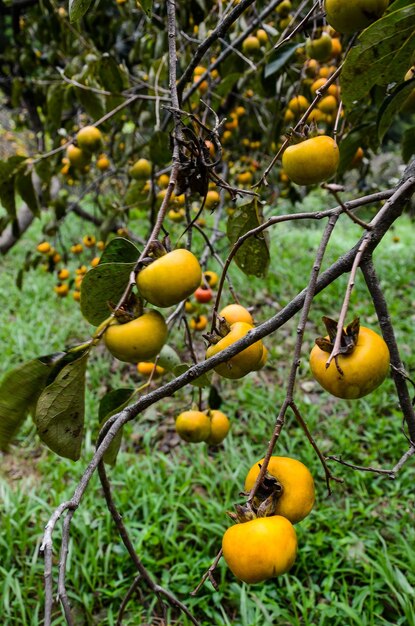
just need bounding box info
[98,388,135,465]
[340,5,415,108]
[80,262,136,325]
[174,363,212,388]
[35,351,90,461]
[69,0,93,21]
[377,78,415,141]
[0,357,61,450]
[98,237,139,265]
[227,199,270,278]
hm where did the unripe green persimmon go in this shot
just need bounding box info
[130,158,152,180]
[282,135,339,185]
[175,410,211,443]
[137,249,202,308]
[104,310,167,363]
[76,126,103,153]
[305,32,333,62]
[324,0,389,34]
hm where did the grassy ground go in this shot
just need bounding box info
[1,198,415,626]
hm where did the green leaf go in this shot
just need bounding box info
[173,364,212,388]
[98,388,135,465]
[377,78,415,141]
[35,158,52,184]
[47,83,64,131]
[215,73,240,98]
[99,54,126,93]
[150,131,170,166]
[140,0,152,17]
[76,85,105,120]
[0,156,26,185]
[227,199,270,278]
[69,0,93,22]
[264,43,303,79]
[0,156,27,217]
[0,177,16,217]
[157,344,181,371]
[98,237,140,265]
[338,125,371,174]
[0,357,60,450]
[80,262,136,326]
[402,126,415,162]
[15,170,40,217]
[125,181,148,206]
[34,351,90,461]
[340,5,415,109]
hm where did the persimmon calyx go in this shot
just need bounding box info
[108,293,143,323]
[315,316,360,356]
[231,465,284,523]
[227,503,256,524]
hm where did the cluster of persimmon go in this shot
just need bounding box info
[61,125,110,184]
[36,235,103,300]
[101,246,267,380]
[222,456,315,583]
[175,408,230,445]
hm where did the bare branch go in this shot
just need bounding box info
[326,446,415,479]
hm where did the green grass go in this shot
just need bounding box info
[1,202,415,625]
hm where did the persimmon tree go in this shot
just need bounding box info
[1,0,415,623]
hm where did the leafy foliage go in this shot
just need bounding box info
[34,350,90,461]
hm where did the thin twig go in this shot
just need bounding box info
[191,548,223,595]
[326,446,415,479]
[247,212,341,504]
[181,0,285,105]
[327,177,415,366]
[211,188,394,332]
[361,257,415,442]
[98,458,201,625]
[116,574,142,626]
[274,0,320,51]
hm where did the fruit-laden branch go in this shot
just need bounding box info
[41,164,415,621]
[211,187,393,329]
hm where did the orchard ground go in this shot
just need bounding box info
[1,188,415,625]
